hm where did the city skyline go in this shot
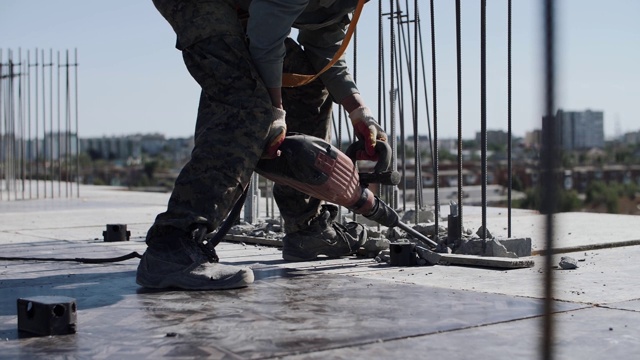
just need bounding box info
[2,0,639,140]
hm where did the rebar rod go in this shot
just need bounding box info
[480,0,487,241]
[389,0,397,210]
[48,49,54,198]
[429,0,439,241]
[75,48,80,197]
[507,0,513,237]
[57,50,61,197]
[541,0,557,358]
[413,1,422,211]
[456,0,463,238]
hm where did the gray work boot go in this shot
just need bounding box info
[282,205,367,261]
[136,225,254,290]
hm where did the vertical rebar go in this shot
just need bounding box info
[541,0,557,358]
[507,0,513,238]
[57,50,61,197]
[42,49,48,198]
[15,48,26,200]
[9,51,17,199]
[27,50,33,199]
[456,0,463,237]
[18,48,29,200]
[480,0,487,241]
[389,0,397,210]
[65,50,71,197]
[34,49,39,198]
[429,0,439,241]
[48,49,54,198]
[75,48,80,197]
[378,0,384,140]
[411,1,421,217]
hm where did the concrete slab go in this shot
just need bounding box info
[604,300,640,312]
[334,245,640,304]
[1,185,639,358]
[0,241,581,359]
[282,306,640,360]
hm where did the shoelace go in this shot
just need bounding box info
[192,226,219,263]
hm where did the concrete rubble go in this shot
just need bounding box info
[226,206,533,267]
[559,256,579,269]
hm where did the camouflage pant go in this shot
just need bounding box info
[148,0,332,243]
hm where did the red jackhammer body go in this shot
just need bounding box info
[255,134,438,248]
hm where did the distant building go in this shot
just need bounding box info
[523,129,541,149]
[79,133,193,163]
[18,132,79,160]
[554,109,604,150]
[621,130,640,145]
[80,136,141,160]
[475,130,510,149]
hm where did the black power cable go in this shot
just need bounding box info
[0,252,142,264]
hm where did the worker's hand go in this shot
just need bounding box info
[263,107,287,159]
[349,106,387,160]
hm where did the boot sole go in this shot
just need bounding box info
[136,268,254,290]
[136,253,255,290]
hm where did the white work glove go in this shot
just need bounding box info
[348,106,387,160]
[263,107,287,159]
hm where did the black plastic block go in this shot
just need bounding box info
[389,242,417,266]
[17,296,77,336]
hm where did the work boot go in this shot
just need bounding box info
[282,205,367,261]
[136,225,254,290]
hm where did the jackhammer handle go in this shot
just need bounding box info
[345,140,393,173]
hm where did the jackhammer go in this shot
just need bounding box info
[255,134,438,248]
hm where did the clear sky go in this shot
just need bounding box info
[2,0,638,140]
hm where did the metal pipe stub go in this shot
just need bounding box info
[103,224,131,242]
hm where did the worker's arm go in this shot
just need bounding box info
[299,22,386,158]
[247,0,309,108]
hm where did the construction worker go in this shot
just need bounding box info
[136,0,386,290]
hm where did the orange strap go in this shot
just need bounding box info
[282,0,366,88]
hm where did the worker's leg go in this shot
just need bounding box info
[275,38,366,261]
[138,0,273,289]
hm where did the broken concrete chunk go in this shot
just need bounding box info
[362,238,390,253]
[386,227,406,241]
[489,240,518,258]
[498,237,532,257]
[358,238,391,258]
[415,246,441,266]
[228,223,257,236]
[559,256,578,269]
[456,238,520,258]
[475,226,493,239]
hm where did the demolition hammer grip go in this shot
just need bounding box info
[345,140,392,172]
[346,140,400,185]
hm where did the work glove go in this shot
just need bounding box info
[263,107,287,159]
[349,106,387,160]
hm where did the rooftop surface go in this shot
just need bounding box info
[1,185,639,359]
